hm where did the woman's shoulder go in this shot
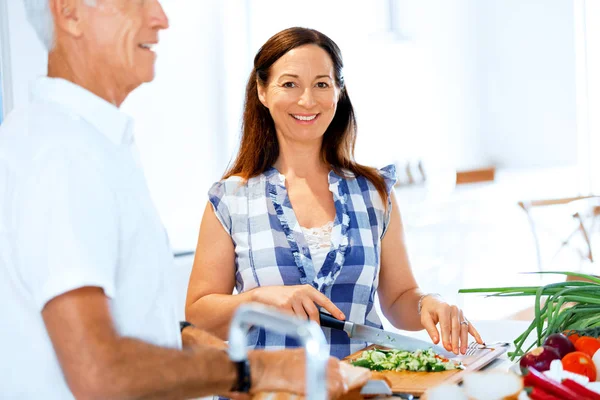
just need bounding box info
[209,175,247,198]
[339,163,397,190]
[208,171,273,200]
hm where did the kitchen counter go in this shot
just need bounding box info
[376,319,534,399]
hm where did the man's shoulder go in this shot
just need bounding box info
[0,101,112,166]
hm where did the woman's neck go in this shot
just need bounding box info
[273,136,329,178]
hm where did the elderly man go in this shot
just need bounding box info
[0,0,347,399]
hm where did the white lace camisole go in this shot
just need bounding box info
[300,221,334,274]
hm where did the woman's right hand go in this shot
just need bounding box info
[250,284,345,322]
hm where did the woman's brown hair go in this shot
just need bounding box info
[223,27,390,205]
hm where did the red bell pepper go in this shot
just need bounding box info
[525,386,564,400]
[562,378,600,400]
[522,367,584,400]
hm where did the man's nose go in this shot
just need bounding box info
[150,0,170,30]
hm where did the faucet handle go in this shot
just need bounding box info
[228,303,329,400]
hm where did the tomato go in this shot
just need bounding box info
[564,331,581,346]
[562,351,597,381]
[575,336,600,358]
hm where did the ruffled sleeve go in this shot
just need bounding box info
[208,181,232,235]
[379,164,398,239]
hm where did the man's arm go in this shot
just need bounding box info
[43,287,237,400]
[43,287,346,400]
[181,324,228,351]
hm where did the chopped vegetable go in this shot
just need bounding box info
[525,386,564,400]
[562,379,600,400]
[461,370,524,399]
[351,348,462,372]
[522,367,581,400]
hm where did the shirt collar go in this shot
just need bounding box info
[30,77,134,145]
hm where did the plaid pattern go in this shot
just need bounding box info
[208,165,397,359]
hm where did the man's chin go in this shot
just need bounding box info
[131,64,157,84]
[141,73,156,84]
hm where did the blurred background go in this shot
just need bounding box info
[2,0,600,323]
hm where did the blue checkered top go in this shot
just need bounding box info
[208,164,397,359]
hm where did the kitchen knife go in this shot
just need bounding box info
[319,312,456,358]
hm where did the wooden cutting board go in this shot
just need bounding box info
[344,344,508,396]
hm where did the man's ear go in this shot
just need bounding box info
[50,0,84,39]
[257,81,268,108]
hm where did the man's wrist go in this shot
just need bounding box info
[245,351,264,394]
[229,359,251,393]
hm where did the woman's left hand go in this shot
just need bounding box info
[419,294,484,355]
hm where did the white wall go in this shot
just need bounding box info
[121,1,229,251]
[477,0,578,168]
[392,0,484,172]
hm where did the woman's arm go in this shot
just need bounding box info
[185,202,255,339]
[185,203,345,339]
[377,191,483,354]
[377,191,424,331]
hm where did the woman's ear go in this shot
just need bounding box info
[257,81,268,108]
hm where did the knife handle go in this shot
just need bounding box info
[319,311,346,330]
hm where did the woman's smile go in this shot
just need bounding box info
[290,113,320,124]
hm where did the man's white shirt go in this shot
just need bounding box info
[0,77,181,399]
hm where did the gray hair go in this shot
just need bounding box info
[23,0,97,51]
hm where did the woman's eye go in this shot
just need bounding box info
[316,82,330,88]
[282,82,296,88]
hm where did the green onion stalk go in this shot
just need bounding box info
[459,271,600,361]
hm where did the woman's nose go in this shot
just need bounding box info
[298,88,316,108]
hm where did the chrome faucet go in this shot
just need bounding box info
[228,303,329,400]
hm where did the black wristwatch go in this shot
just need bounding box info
[230,359,251,393]
[179,321,194,333]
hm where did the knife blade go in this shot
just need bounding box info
[319,312,456,358]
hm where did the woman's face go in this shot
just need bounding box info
[258,44,340,145]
